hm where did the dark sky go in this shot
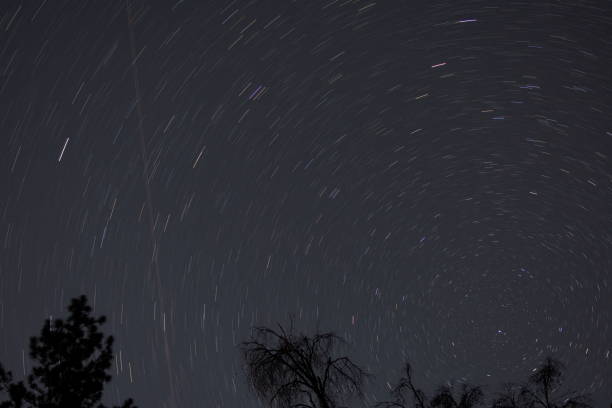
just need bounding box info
[1,1,611,407]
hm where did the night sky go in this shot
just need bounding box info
[1,1,611,407]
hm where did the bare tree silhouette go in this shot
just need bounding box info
[520,357,591,408]
[491,383,530,408]
[430,383,484,408]
[0,295,136,408]
[241,323,369,408]
[377,362,427,408]
[381,357,595,408]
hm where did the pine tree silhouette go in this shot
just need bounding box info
[0,295,136,408]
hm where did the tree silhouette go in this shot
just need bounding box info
[380,357,596,408]
[430,383,484,408]
[377,362,427,408]
[520,357,591,408]
[491,383,530,408]
[0,295,136,408]
[241,323,369,408]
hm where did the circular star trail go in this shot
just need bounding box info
[0,1,610,407]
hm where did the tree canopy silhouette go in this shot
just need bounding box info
[241,323,369,408]
[0,295,136,408]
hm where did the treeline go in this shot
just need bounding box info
[241,324,594,408]
[0,296,597,408]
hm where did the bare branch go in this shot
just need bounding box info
[241,323,366,408]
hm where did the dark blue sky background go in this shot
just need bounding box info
[0,1,611,407]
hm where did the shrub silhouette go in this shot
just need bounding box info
[0,295,136,408]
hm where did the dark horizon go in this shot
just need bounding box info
[0,1,611,407]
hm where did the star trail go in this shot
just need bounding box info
[0,1,611,407]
